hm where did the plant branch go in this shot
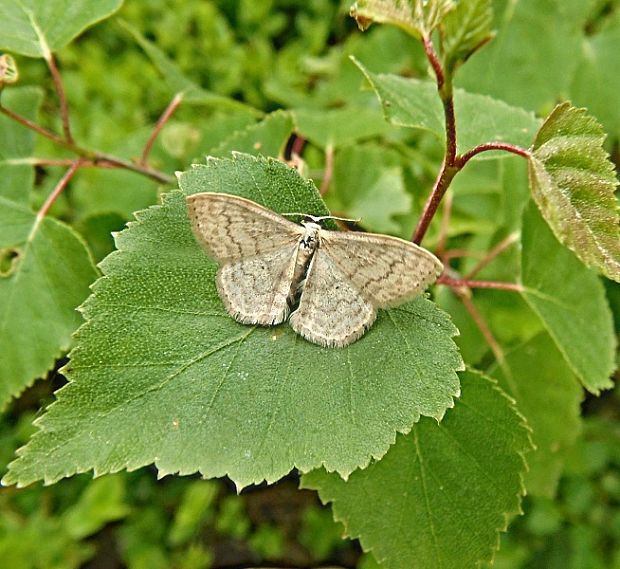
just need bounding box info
[140,93,183,165]
[423,36,444,90]
[0,105,174,184]
[46,54,73,143]
[465,232,520,279]
[437,276,523,292]
[412,160,458,243]
[412,39,532,247]
[456,142,531,168]
[34,160,83,227]
[0,105,68,147]
[290,134,306,158]
[456,290,505,363]
[95,153,176,184]
[413,36,458,244]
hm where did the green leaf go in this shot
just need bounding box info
[440,0,494,74]
[62,475,130,540]
[327,144,412,235]
[293,106,391,149]
[350,0,455,39]
[528,102,620,282]
[456,0,590,111]
[570,15,620,139]
[119,19,261,116]
[169,481,218,546]
[0,0,123,58]
[489,333,582,497]
[353,58,540,153]
[71,128,163,220]
[3,153,462,489]
[520,201,616,394]
[0,86,43,204]
[210,111,294,158]
[302,371,531,569]
[0,197,98,409]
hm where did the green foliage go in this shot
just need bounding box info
[520,202,616,394]
[354,58,540,152]
[440,0,494,75]
[327,144,412,234]
[529,103,620,282]
[0,1,618,567]
[490,333,582,497]
[350,0,455,39]
[0,198,97,408]
[457,0,590,114]
[303,371,532,569]
[493,406,620,569]
[3,155,462,489]
[211,111,294,158]
[0,86,41,204]
[0,0,124,58]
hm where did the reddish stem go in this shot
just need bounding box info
[423,36,444,90]
[465,232,519,279]
[457,291,505,363]
[0,105,67,147]
[413,37,458,244]
[412,160,457,243]
[412,38,533,247]
[456,142,531,168]
[437,276,523,292]
[46,54,73,143]
[0,106,174,184]
[140,93,183,166]
[35,160,82,223]
[290,134,306,157]
[440,249,483,261]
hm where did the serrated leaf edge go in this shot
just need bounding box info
[209,110,294,159]
[304,369,531,567]
[4,156,463,488]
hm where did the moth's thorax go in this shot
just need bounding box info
[299,221,321,252]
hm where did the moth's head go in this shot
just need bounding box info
[301,215,323,230]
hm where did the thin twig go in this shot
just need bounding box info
[46,54,73,143]
[456,142,531,168]
[413,37,458,244]
[465,232,520,279]
[96,153,176,184]
[423,35,444,90]
[0,105,174,184]
[290,134,306,158]
[31,160,83,237]
[320,143,335,196]
[440,249,484,261]
[0,105,68,147]
[412,160,458,243]
[140,93,183,165]
[457,290,505,363]
[437,276,523,292]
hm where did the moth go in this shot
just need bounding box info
[187,192,443,348]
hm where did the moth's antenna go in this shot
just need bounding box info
[281,212,362,224]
